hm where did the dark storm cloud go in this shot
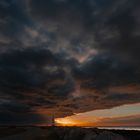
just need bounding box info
[0,47,77,122]
[0,47,75,95]
[28,0,140,63]
[95,0,140,64]
[0,111,48,125]
[74,54,140,87]
[0,99,30,112]
[0,0,139,123]
[0,99,46,125]
[70,53,140,111]
[0,0,28,38]
[100,92,140,108]
[29,0,91,24]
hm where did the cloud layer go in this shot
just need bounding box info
[0,0,140,124]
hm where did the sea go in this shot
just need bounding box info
[97,126,140,131]
[85,126,140,131]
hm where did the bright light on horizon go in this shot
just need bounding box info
[55,103,140,126]
[55,118,77,126]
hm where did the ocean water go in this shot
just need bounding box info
[84,126,140,131]
[97,126,140,131]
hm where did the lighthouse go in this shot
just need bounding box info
[51,114,55,126]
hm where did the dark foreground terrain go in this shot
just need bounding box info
[0,126,139,140]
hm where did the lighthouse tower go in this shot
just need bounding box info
[51,114,55,126]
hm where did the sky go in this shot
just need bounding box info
[0,0,140,126]
[56,103,140,126]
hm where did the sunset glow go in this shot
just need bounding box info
[55,118,77,126]
[55,103,140,126]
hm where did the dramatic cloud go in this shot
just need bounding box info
[0,0,139,124]
[96,115,140,127]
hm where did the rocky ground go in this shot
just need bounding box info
[0,126,139,140]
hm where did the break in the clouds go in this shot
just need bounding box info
[0,0,140,124]
[56,103,140,126]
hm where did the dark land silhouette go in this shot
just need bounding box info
[0,126,139,140]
